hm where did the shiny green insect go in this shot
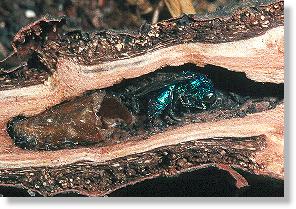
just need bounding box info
[127,70,217,124]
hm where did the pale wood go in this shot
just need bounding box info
[0,26,284,123]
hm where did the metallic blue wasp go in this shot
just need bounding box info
[126,70,217,125]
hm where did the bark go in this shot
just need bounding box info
[0,0,284,196]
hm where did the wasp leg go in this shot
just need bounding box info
[163,89,182,124]
[179,96,194,113]
[168,108,182,122]
[181,96,196,107]
[162,114,176,125]
[194,102,207,110]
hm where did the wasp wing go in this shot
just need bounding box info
[132,71,200,97]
